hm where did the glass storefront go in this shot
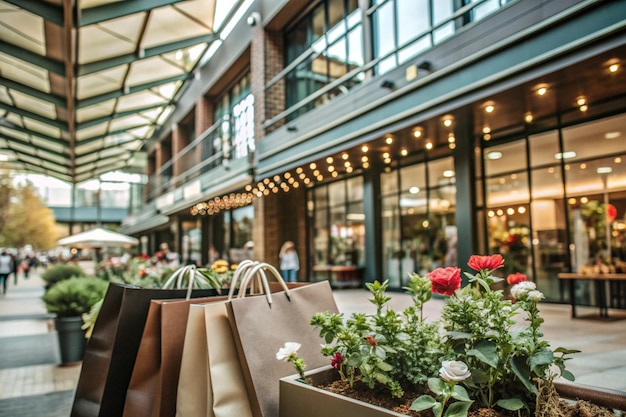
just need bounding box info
[479,113,626,301]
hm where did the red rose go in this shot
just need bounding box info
[331,352,344,369]
[507,272,528,285]
[468,254,504,272]
[427,267,462,296]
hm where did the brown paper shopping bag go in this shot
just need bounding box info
[226,263,339,417]
[71,265,221,417]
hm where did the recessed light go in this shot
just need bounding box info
[524,112,533,123]
[605,131,621,139]
[361,145,369,152]
[597,167,613,174]
[609,63,619,73]
[385,136,393,144]
[485,105,494,113]
[413,127,423,138]
[487,151,502,160]
[537,87,547,95]
[409,186,420,194]
[554,151,576,160]
[443,170,455,178]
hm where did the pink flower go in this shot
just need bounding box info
[468,254,504,272]
[507,272,528,285]
[331,352,344,369]
[427,267,462,296]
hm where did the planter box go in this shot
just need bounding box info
[279,366,626,417]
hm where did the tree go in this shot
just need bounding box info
[0,176,58,250]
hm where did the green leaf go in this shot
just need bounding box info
[410,395,437,411]
[428,377,446,395]
[509,356,538,394]
[468,368,489,384]
[376,361,393,372]
[467,340,499,368]
[451,385,471,402]
[496,398,525,411]
[444,401,473,417]
[530,349,553,373]
[553,347,581,355]
[433,402,444,417]
[561,369,575,381]
[447,331,472,340]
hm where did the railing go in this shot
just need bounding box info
[263,0,512,131]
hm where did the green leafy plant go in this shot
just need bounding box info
[41,263,85,288]
[42,276,109,317]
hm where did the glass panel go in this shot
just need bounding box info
[433,22,454,44]
[373,1,395,58]
[347,26,364,68]
[232,205,253,249]
[381,169,398,195]
[486,171,530,207]
[312,4,326,42]
[286,17,309,62]
[562,114,626,162]
[433,0,454,26]
[328,0,345,30]
[397,0,429,47]
[382,194,401,285]
[398,35,431,65]
[346,176,364,201]
[328,180,344,207]
[428,157,455,188]
[484,140,527,176]
[529,130,559,167]
[400,163,426,193]
[471,0,500,22]
[327,38,347,80]
[346,201,366,266]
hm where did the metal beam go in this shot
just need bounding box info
[76,123,154,146]
[77,104,166,130]
[0,76,67,108]
[0,120,67,147]
[78,0,187,27]
[78,34,216,75]
[0,102,67,131]
[0,134,68,159]
[0,41,65,75]
[76,73,188,109]
[3,0,64,26]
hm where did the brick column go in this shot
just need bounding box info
[172,125,184,177]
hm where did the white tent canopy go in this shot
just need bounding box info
[57,227,139,249]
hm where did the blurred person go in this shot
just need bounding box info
[279,241,300,283]
[159,242,180,268]
[0,250,15,294]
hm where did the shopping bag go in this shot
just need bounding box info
[176,261,297,417]
[71,266,221,417]
[122,295,228,417]
[226,263,339,417]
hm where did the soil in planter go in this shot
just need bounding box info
[317,380,618,417]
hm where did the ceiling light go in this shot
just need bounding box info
[425,141,433,150]
[576,96,586,106]
[296,167,303,173]
[487,151,502,160]
[448,133,455,143]
[309,163,316,169]
[537,86,547,96]
[326,156,333,164]
[605,131,621,139]
[385,136,393,144]
[507,208,515,215]
[409,187,420,194]
[616,157,622,163]
[597,167,613,174]
[518,207,526,214]
[482,126,491,134]
[342,153,349,160]
[483,134,491,141]
[485,105,494,113]
[362,156,368,162]
[442,117,453,127]
[401,148,408,156]
[328,166,334,172]
[449,143,456,149]
[579,104,588,112]
[363,162,370,168]
[413,127,423,138]
[524,112,533,123]
[609,63,619,73]
[443,170,455,178]
[554,151,576,160]
[344,161,351,167]
[382,152,390,158]
[362,145,369,152]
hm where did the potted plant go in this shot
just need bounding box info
[42,276,109,364]
[41,263,85,290]
[278,255,626,416]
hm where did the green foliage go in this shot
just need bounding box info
[311,277,449,398]
[42,276,109,317]
[41,264,86,287]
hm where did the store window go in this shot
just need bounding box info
[214,72,254,161]
[309,176,365,286]
[370,0,509,74]
[285,0,363,120]
[381,157,457,288]
[181,219,202,266]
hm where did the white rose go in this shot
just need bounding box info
[510,281,537,300]
[439,360,471,382]
[527,290,545,302]
[276,342,301,361]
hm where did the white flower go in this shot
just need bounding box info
[276,342,301,361]
[439,360,471,382]
[527,290,545,302]
[510,281,537,300]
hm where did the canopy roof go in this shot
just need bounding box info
[0,0,242,183]
[57,226,139,248]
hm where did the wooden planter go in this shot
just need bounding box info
[279,366,626,417]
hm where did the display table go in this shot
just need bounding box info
[312,265,364,288]
[557,273,626,319]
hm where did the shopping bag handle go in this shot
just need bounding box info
[228,260,260,299]
[162,264,220,299]
[238,262,291,306]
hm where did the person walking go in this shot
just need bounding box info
[0,250,15,294]
[279,241,299,283]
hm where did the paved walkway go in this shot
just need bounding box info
[0,266,625,416]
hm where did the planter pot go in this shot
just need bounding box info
[279,366,626,417]
[54,316,87,365]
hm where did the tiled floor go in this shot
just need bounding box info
[0,266,625,417]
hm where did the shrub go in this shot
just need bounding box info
[41,264,85,287]
[42,276,109,317]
